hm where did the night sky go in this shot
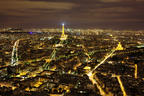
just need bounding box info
[0,0,144,30]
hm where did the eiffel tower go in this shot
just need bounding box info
[116,42,124,51]
[60,23,67,41]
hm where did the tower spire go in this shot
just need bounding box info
[62,23,65,36]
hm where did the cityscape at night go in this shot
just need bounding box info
[0,0,144,96]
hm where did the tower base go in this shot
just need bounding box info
[60,35,68,41]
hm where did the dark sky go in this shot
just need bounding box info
[0,0,144,30]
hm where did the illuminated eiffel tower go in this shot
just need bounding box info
[116,42,124,51]
[60,23,67,40]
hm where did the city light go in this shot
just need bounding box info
[0,27,144,96]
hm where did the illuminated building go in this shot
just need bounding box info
[116,42,124,51]
[60,23,67,41]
